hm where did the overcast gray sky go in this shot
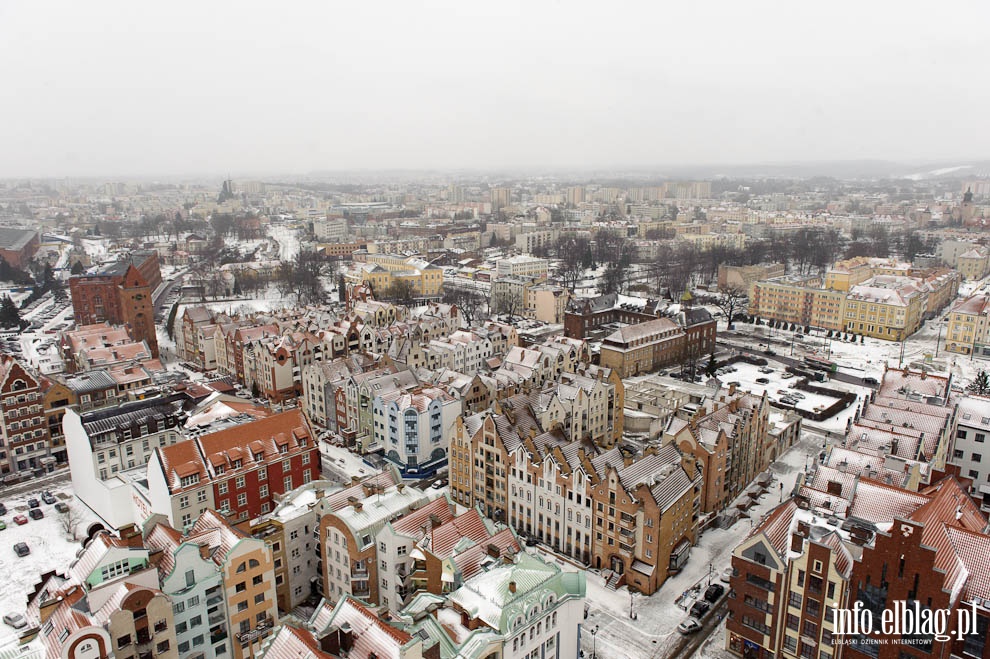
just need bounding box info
[1,0,987,177]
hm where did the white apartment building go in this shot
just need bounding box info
[496,255,549,280]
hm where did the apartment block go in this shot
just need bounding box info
[146,509,278,659]
[143,410,320,529]
[318,479,432,605]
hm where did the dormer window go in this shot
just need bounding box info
[232,459,242,469]
[254,452,264,462]
[279,444,288,455]
[215,466,225,475]
[180,474,200,487]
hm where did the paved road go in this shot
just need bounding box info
[647,598,728,659]
[0,467,71,499]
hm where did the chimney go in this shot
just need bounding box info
[397,483,406,493]
[790,533,804,553]
[508,581,517,594]
[339,623,354,652]
[315,488,325,500]
[430,514,442,529]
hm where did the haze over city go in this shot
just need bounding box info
[2,0,988,178]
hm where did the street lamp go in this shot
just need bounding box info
[591,625,600,659]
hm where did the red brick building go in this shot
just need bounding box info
[0,228,40,268]
[0,355,51,476]
[727,476,990,659]
[146,410,320,529]
[70,257,159,358]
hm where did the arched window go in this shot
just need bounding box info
[249,559,260,568]
[235,562,246,573]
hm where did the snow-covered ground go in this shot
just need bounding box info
[537,431,825,659]
[0,481,102,644]
[269,225,301,261]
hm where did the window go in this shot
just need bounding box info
[236,476,246,489]
[237,601,248,612]
[284,475,293,491]
[260,484,269,498]
[237,493,247,506]
[974,453,983,463]
[218,482,228,495]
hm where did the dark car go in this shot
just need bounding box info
[54,502,69,514]
[13,542,29,557]
[525,536,538,547]
[41,491,56,505]
[0,503,6,516]
[863,377,879,386]
[690,600,711,618]
[28,508,43,520]
[704,584,726,603]
[27,499,39,509]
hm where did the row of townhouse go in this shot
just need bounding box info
[449,406,702,595]
[256,548,584,659]
[26,509,278,659]
[189,303,459,400]
[663,385,774,515]
[727,472,990,659]
[65,404,321,532]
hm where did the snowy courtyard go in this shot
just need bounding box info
[0,481,101,646]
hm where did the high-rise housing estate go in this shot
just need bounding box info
[491,186,511,213]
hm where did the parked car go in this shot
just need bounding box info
[689,601,711,618]
[0,503,6,516]
[525,536,538,547]
[54,502,69,514]
[13,542,29,557]
[756,377,770,384]
[431,479,448,490]
[781,372,794,379]
[863,377,879,386]
[28,508,43,520]
[677,618,702,634]
[0,520,6,531]
[12,515,27,526]
[720,567,734,583]
[41,491,56,505]
[27,499,39,509]
[704,584,726,603]
[2,613,26,629]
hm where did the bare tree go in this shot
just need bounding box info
[714,284,748,325]
[59,504,83,540]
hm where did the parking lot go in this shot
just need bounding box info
[0,482,100,643]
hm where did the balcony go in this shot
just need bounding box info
[234,616,273,644]
[210,625,228,645]
[208,612,225,626]
[206,594,222,607]
[351,568,369,579]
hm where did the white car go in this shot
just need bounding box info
[720,567,734,583]
[677,618,702,634]
[3,613,26,629]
